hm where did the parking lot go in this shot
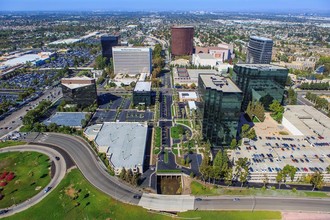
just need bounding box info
[118,110,153,122]
[90,110,117,124]
[98,93,131,110]
[234,135,330,179]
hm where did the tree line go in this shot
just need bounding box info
[300,82,329,90]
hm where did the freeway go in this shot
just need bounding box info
[0,145,66,218]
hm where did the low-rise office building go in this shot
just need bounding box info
[173,67,218,86]
[133,81,152,106]
[61,76,97,107]
[178,91,199,102]
[84,122,148,174]
[192,54,220,68]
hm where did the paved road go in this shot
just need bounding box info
[195,196,330,212]
[2,134,330,214]
[36,133,141,205]
[0,145,66,218]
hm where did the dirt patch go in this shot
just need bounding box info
[182,176,192,195]
[158,176,182,195]
[35,186,41,191]
[282,212,330,220]
[65,184,77,198]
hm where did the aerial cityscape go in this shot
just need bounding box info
[0,0,330,219]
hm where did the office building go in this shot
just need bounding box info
[233,64,288,110]
[101,35,120,61]
[246,36,273,64]
[173,67,218,86]
[192,54,220,68]
[199,74,242,147]
[133,81,152,106]
[61,76,97,107]
[112,47,152,76]
[84,122,148,174]
[171,26,194,56]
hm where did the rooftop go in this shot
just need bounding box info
[134,81,151,92]
[179,92,198,99]
[112,46,151,52]
[195,54,215,60]
[199,74,242,93]
[88,122,148,170]
[235,63,287,70]
[61,76,95,89]
[172,26,194,29]
[43,112,87,127]
[250,36,273,42]
[283,105,330,137]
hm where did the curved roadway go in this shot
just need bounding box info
[0,145,66,217]
[1,133,330,215]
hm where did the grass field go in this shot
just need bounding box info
[5,169,282,220]
[164,150,169,163]
[0,152,51,208]
[190,181,330,198]
[178,211,281,220]
[176,120,191,128]
[154,127,161,148]
[170,125,184,139]
[0,141,26,149]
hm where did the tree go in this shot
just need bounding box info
[119,168,127,180]
[247,128,257,140]
[239,168,248,188]
[260,94,274,110]
[276,171,283,189]
[262,174,269,187]
[310,171,324,191]
[241,124,250,138]
[282,164,297,182]
[230,139,237,150]
[200,151,211,183]
[224,168,233,186]
[269,100,284,123]
[213,150,229,180]
[326,165,330,174]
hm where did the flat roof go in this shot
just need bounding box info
[283,105,330,137]
[199,74,242,93]
[250,36,273,41]
[61,76,95,89]
[3,54,41,66]
[112,47,151,52]
[235,63,287,70]
[134,81,151,92]
[172,26,194,29]
[196,54,216,60]
[186,69,218,78]
[179,92,198,99]
[43,112,87,127]
[188,101,197,110]
[91,122,148,170]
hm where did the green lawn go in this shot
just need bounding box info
[0,152,51,208]
[164,150,169,163]
[172,148,178,155]
[179,211,281,220]
[0,141,26,149]
[176,120,191,128]
[170,125,184,139]
[153,148,160,155]
[154,127,161,148]
[190,181,330,198]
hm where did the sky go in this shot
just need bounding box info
[0,0,329,13]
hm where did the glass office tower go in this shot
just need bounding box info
[233,64,288,110]
[199,74,242,147]
[246,36,273,64]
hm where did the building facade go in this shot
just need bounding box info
[133,81,152,106]
[112,47,152,76]
[246,36,273,64]
[171,26,194,56]
[233,64,288,110]
[61,76,97,107]
[199,74,242,147]
[101,35,120,61]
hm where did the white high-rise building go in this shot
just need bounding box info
[112,47,152,76]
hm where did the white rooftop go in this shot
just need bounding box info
[196,54,215,60]
[179,92,198,100]
[283,105,330,137]
[134,81,151,92]
[250,36,273,42]
[113,47,151,52]
[188,101,197,110]
[3,54,41,66]
[88,122,148,170]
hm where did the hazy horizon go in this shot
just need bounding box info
[1,0,329,13]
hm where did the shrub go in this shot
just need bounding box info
[292,188,297,193]
[0,194,3,200]
[6,172,15,182]
[271,186,276,190]
[0,181,7,187]
[0,172,8,180]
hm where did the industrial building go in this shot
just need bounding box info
[173,67,218,86]
[101,35,120,61]
[246,36,273,64]
[171,26,194,56]
[84,122,148,174]
[199,74,242,147]
[133,81,152,106]
[233,64,288,110]
[1,52,56,68]
[282,105,330,138]
[61,76,97,107]
[112,47,152,76]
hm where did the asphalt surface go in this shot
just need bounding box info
[0,145,66,218]
[37,133,141,204]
